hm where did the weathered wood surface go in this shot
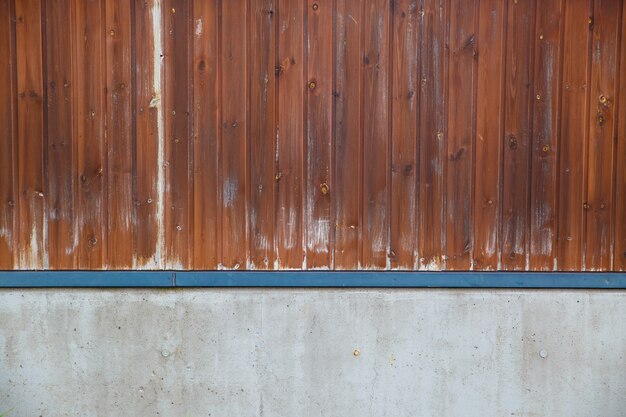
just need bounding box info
[0,0,625,271]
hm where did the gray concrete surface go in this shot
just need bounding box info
[0,289,625,417]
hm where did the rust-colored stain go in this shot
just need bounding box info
[1,0,626,271]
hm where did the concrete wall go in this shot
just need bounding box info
[0,289,624,417]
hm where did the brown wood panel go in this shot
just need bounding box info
[362,0,391,269]
[163,0,192,269]
[615,1,626,271]
[192,0,219,269]
[585,0,621,270]
[390,0,419,269]
[0,0,17,269]
[529,0,564,270]
[5,0,626,271]
[333,0,361,270]
[74,0,107,268]
[135,0,163,268]
[557,0,592,271]
[15,0,46,269]
[474,0,505,270]
[501,0,536,271]
[417,0,446,270]
[247,0,276,270]
[276,0,305,269]
[221,0,248,269]
[305,0,333,268]
[105,0,134,269]
[45,0,76,269]
[445,0,477,270]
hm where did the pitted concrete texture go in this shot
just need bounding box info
[0,289,625,417]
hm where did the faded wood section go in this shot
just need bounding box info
[1,0,626,271]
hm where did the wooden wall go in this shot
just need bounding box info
[0,0,625,271]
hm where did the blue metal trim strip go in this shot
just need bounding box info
[0,271,625,288]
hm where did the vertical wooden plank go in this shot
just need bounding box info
[135,0,164,268]
[0,0,17,269]
[163,0,192,269]
[247,0,276,270]
[362,0,391,269]
[333,0,361,269]
[75,0,106,269]
[390,0,418,269]
[474,0,505,270]
[615,1,626,271]
[529,0,564,270]
[276,0,305,269]
[501,0,536,270]
[45,0,76,269]
[106,0,134,269]
[221,0,248,269]
[557,0,591,271]
[446,0,477,270]
[192,0,219,269]
[417,0,446,270]
[15,0,46,269]
[305,0,333,269]
[585,0,621,270]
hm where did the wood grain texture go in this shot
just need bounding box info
[248,0,276,270]
[585,0,621,270]
[221,0,248,269]
[305,0,333,269]
[75,0,106,269]
[417,0,446,270]
[163,0,192,269]
[474,0,505,270]
[333,0,362,269]
[557,0,592,271]
[134,0,163,268]
[192,0,219,269]
[445,0,477,270]
[0,0,17,269]
[615,1,626,271]
[15,0,46,269]
[105,0,134,269]
[501,0,536,271]
[390,0,419,269]
[362,0,391,269]
[276,0,305,269]
[529,0,564,270]
[45,0,76,269]
[2,0,626,271]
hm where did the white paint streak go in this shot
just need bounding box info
[308,218,330,253]
[146,0,165,269]
[280,206,298,250]
[195,18,203,37]
[25,223,40,269]
[0,227,12,253]
[418,256,443,271]
[223,177,238,208]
